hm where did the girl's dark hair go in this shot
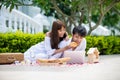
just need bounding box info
[72,25,87,37]
[50,20,66,49]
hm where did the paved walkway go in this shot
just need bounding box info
[0,54,120,80]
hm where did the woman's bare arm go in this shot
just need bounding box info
[53,45,71,55]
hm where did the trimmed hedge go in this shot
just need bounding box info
[0,31,45,53]
[86,36,120,55]
[0,31,120,55]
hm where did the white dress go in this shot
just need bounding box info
[24,36,67,60]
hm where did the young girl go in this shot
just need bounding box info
[24,20,72,61]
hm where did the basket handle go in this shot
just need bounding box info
[7,56,16,61]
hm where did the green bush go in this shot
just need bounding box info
[0,31,45,53]
[0,31,120,55]
[86,36,120,55]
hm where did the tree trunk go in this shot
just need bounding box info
[87,29,92,35]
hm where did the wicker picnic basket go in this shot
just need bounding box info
[0,53,24,64]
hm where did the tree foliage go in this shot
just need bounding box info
[0,0,120,35]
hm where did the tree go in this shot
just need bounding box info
[102,4,120,31]
[0,0,120,35]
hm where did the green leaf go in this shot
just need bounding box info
[10,3,14,12]
[15,5,18,9]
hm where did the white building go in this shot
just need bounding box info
[0,0,53,34]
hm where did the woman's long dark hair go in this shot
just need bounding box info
[50,20,67,49]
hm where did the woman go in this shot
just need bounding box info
[24,20,72,61]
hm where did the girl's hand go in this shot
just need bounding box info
[65,42,78,50]
[64,32,69,41]
[64,36,69,41]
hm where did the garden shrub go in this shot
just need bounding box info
[0,31,120,55]
[0,31,45,53]
[86,36,120,55]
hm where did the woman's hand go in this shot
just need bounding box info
[64,32,69,41]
